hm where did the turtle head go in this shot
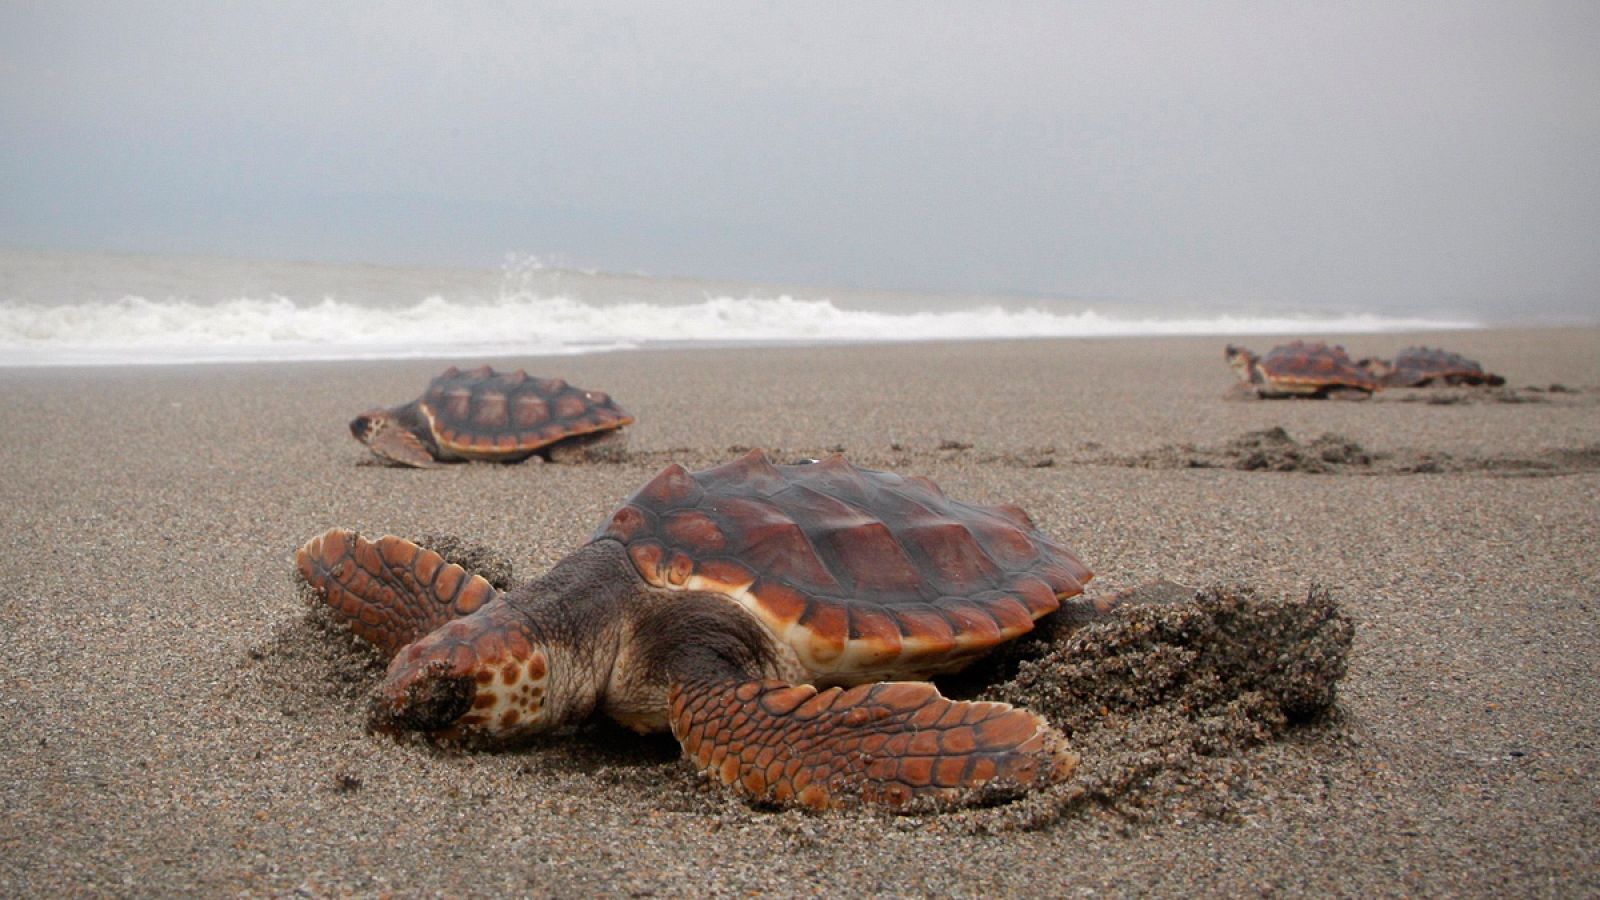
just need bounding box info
[368,612,554,744]
[348,403,437,467]
[1224,344,1260,385]
[348,408,389,446]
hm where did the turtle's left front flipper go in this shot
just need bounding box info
[669,677,1076,810]
[295,529,501,659]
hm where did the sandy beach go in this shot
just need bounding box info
[2,327,1597,896]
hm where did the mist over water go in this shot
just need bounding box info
[0,251,1481,366]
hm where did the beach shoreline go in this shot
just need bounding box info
[2,327,1597,895]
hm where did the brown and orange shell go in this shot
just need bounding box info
[1259,341,1377,391]
[592,450,1093,681]
[418,366,633,458]
[1384,346,1500,387]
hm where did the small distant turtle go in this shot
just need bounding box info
[1225,341,1377,399]
[349,366,633,467]
[1358,347,1505,388]
[296,450,1101,809]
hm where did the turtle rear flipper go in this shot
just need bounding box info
[668,677,1076,810]
[295,529,501,658]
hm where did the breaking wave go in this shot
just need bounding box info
[0,292,1481,366]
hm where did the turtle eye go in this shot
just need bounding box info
[349,415,373,439]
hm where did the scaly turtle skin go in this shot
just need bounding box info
[350,365,633,467]
[296,450,1103,810]
[1225,341,1377,399]
[1358,347,1505,388]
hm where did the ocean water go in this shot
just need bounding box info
[0,250,1481,367]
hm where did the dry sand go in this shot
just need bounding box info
[2,328,1597,896]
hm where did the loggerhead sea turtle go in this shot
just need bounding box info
[1225,341,1378,399]
[349,365,633,468]
[295,450,1102,809]
[1357,347,1505,388]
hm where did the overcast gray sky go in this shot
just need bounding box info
[2,2,1596,317]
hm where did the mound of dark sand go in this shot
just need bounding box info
[1116,427,1374,473]
[254,534,1357,831]
[924,584,1354,832]
[1111,427,1600,478]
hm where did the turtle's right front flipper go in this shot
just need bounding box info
[295,529,501,659]
[669,677,1076,810]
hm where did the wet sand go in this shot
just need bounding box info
[2,328,1597,896]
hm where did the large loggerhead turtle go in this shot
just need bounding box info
[295,450,1102,810]
[1225,341,1378,399]
[349,365,633,467]
[1358,346,1505,388]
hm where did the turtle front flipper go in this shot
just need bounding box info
[668,677,1076,810]
[366,425,438,468]
[295,529,501,659]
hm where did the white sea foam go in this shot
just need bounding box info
[0,291,1481,366]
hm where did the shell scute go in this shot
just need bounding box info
[797,601,848,664]
[802,454,883,507]
[938,600,1004,645]
[697,452,791,497]
[993,503,1036,530]
[843,606,903,665]
[891,607,958,655]
[665,551,695,587]
[511,394,549,428]
[592,450,1092,678]
[743,579,806,626]
[637,463,703,508]
[817,521,924,594]
[627,541,667,586]
[554,394,589,419]
[661,510,727,553]
[962,515,1041,568]
[714,496,843,591]
[1011,577,1063,617]
[1036,556,1093,596]
[474,391,509,428]
[443,388,472,420]
[899,521,1003,593]
[689,558,756,593]
[975,592,1035,635]
[770,483,877,533]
